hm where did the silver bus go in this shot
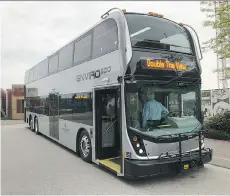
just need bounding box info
[24,8,213,179]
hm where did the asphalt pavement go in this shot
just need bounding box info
[205,138,230,169]
[1,121,230,195]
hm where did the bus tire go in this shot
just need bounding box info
[79,130,92,163]
[34,117,40,135]
[29,117,34,131]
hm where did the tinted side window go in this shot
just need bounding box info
[93,19,118,58]
[49,54,59,74]
[72,92,93,126]
[34,96,42,114]
[59,92,93,126]
[26,97,31,112]
[74,34,92,65]
[44,97,49,116]
[28,97,35,113]
[59,43,74,71]
[59,93,74,119]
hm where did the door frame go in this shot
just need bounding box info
[96,88,120,159]
[92,84,122,162]
[48,92,59,140]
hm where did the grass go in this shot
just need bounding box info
[0,117,12,120]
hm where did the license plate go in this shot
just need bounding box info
[184,164,189,170]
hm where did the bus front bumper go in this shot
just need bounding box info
[124,148,213,179]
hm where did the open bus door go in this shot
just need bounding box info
[94,86,122,174]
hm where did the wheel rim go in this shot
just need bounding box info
[80,135,90,157]
[35,119,38,133]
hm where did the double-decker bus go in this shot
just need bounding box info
[24,8,213,179]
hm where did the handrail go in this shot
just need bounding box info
[101,7,123,19]
[102,118,119,138]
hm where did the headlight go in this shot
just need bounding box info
[139,149,144,154]
[128,129,147,157]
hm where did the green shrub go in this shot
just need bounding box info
[0,117,12,120]
[206,129,230,141]
[205,111,230,134]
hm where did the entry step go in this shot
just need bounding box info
[97,157,121,173]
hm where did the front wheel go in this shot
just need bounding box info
[79,130,92,163]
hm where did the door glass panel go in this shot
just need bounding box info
[101,91,117,148]
[49,93,59,140]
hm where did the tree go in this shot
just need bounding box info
[200,1,230,77]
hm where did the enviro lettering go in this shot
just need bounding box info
[76,66,111,82]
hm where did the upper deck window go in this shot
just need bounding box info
[92,18,118,58]
[49,53,59,74]
[125,14,193,54]
[59,43,74,71]
[74,33,92,65]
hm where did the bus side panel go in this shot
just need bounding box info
[37,114,50,137]
[58,119,93,152]
[26,112,50,137]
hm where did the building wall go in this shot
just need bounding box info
[1,88,6,117]
[201,88,230,117]
[6,89,12,118]
[12,95,24,120]
[11,85,24,120]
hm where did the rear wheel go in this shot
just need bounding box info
[79,130,92,163]
[29,118,34,131]
[34,117,39,135]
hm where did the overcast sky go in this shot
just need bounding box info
[0,1,217,90]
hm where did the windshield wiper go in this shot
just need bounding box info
[134,39,190,49]
[132,39,193,55]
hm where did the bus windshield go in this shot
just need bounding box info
[125,14,193,54]
[125,83,201,137]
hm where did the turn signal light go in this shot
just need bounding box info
[133,136,138,142]
[149,12,164,17]
[122,9,126,13]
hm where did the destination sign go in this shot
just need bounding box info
[142,59,187,71]
[75,95,87,99]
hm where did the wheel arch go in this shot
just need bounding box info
[76,127,87,156]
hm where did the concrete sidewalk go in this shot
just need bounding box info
[205,138,230,169]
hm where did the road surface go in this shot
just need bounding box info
[205,138,230,169]
[1,121,230,195]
